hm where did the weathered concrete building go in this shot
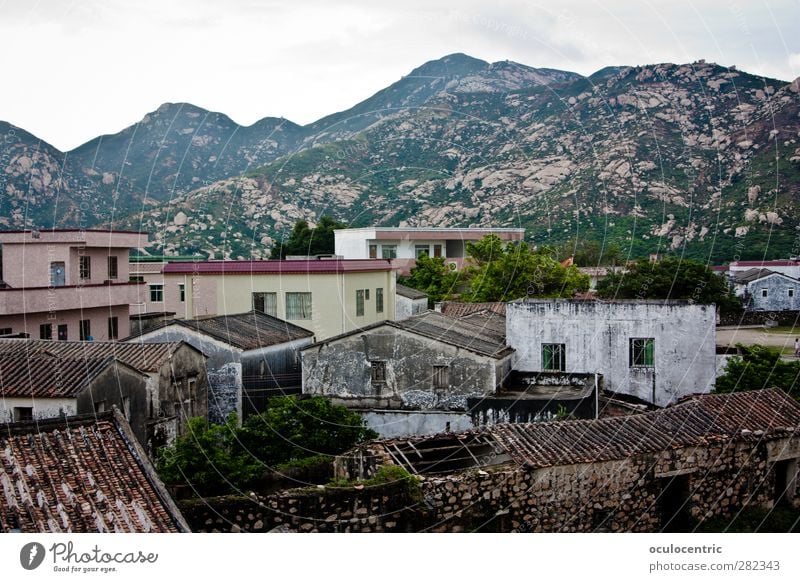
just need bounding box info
[507,299,716,406]
[395,284,428,320]
[125,311,314,423]
[0,410,190,532]
[0,339,208,453]
[334,389,800,532]
[302,311,514,437]
[731,268,800,311]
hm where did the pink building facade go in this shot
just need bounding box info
[0,229,148,341]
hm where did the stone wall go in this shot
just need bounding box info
[181,437,798,533]
[718,309,800,327]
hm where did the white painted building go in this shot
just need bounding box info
[506,300,717,406]
[334,227,525,275]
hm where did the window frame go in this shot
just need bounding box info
[252,291,278,316]
[629,338,655,368]
[39,323,52,340]
[368,244,378,259]
[356,289,365,316]
[381,245,397,259]
[149,284,164,302]
[179,284,186,303]
[415,244,430,259]
[79,255,91,280]
[57,324,68,341]
[432,365,449,390]
[370,361,386,383]
[107,316,119,340]
[789,289,795,298]
[761,288,768,298]
[376,287,384,313]
[107,256,118,279]
[13,407,33,422]
[79,319,91,341]
[541,343,566,372]
[285,292,312,320]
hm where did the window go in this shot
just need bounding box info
[381,245,397,259]
[365,289,370,300]
[433,365,449,390]
[179,284,185,303]
[149,284,164,302]
[369,244,378,259]
[0,327,12,336]
[761,288,768,298]
[50,262,66,286]
[107,256,118,279]
[630,338,655,367]
[79,319,91,341]
[433,244,443,258]
[415,245,430,258]
[13,407,33,422]
[376,288,384,313]
[542,343,566,372]
[39,323,52,340]
[252,292,277,316]
[285,292,312,320]
[371,361,386,383]
[789,289,795,298]
[57,324,68,341]
[356,289,365,316]
[79,255,91,279]
[94,400,106,413]
[129,275,144,283]
[107,316,119,340]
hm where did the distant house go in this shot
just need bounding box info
[0,352,148,438]
[729,259,800,280]
[0,410,190,532]
[125,311,315,422]
[334,227,525,275]
[437,301,507,318]
[395,284,428,320]
[158,258,397,340]
[731,268,800,311]
[506,299,717,407]
[0,339,208,454]
[302,310,515,437]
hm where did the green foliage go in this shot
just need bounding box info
[464,235,590,302]
[156,414,261,497]
[399,254,461,307]
[715,344,800,399]
[694,505,800,533]
[270,215,347,259]
[157,397,376,496]
[596,257,742,312]
[327,464,421,501]
[559,239,622,267]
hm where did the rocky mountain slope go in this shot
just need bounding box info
[3,54,799,262]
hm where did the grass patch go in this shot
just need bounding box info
[763,326,800,335]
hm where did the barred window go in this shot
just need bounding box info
[376,288,384,313]
[630,338,655,367]
[286,292,312,320]
[433,365,449,390]
[79,255,91,279]
[371,361,386,383]
[252,292,277,316]
[542,343,565,371]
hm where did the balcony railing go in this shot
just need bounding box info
[0,282,144,315]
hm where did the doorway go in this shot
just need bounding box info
[774,459,798,506]
[659,475,691,532]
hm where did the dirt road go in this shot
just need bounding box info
[716,326,799,355]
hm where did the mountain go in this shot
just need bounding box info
[2,54,799,262]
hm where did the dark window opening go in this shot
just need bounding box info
[179,284,186,303]
[94,400,106,413]
[376,287,384,313]
[371,361,386,383]
[57,324,68,341]
[252,292,277,316]
[0,327,12,336]
[39,323,52,340]
[149,284,164,302]
[107,316,119,340]
[79,319,91,341]
[107,256,118,279]
[14,407,33,422]
[659,475,691,532]
[356,290,365,316]
[433,365,449,390]
[79,255,91,279]
[774,459,798,506]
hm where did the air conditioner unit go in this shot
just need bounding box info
[447,262,458,271]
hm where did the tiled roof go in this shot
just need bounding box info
[392,311,511,359]
[731,268,777,283]
[0,410,190,532]
[396,284,428,300]
[0,339,184,372]
[0,353,120,398]
[438,301,507,317]
[125,311,313,350]
[731,260,799,268]
[163,259,395,275]
[373,389,800,473]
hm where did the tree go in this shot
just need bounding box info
[464,235,590,302]
[596,256,741,312]
[398,254,461,307]
[559,238,622,267]
[270,215,347,259]
[715,344,800,400]
[156,396,377,496]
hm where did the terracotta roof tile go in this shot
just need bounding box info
[0,410,189,532]
[0,353,117,398]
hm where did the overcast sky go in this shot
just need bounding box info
[1,0,798,151]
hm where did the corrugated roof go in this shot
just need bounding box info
[163,259,395,275]
[0,353,119,398]
[439,301,507,317]
[0,410,189,532]
[0,339,183,372]
[125,311,313,350]
[396,284,428,300]
[372,389,800,473]
[732,268,797,284]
